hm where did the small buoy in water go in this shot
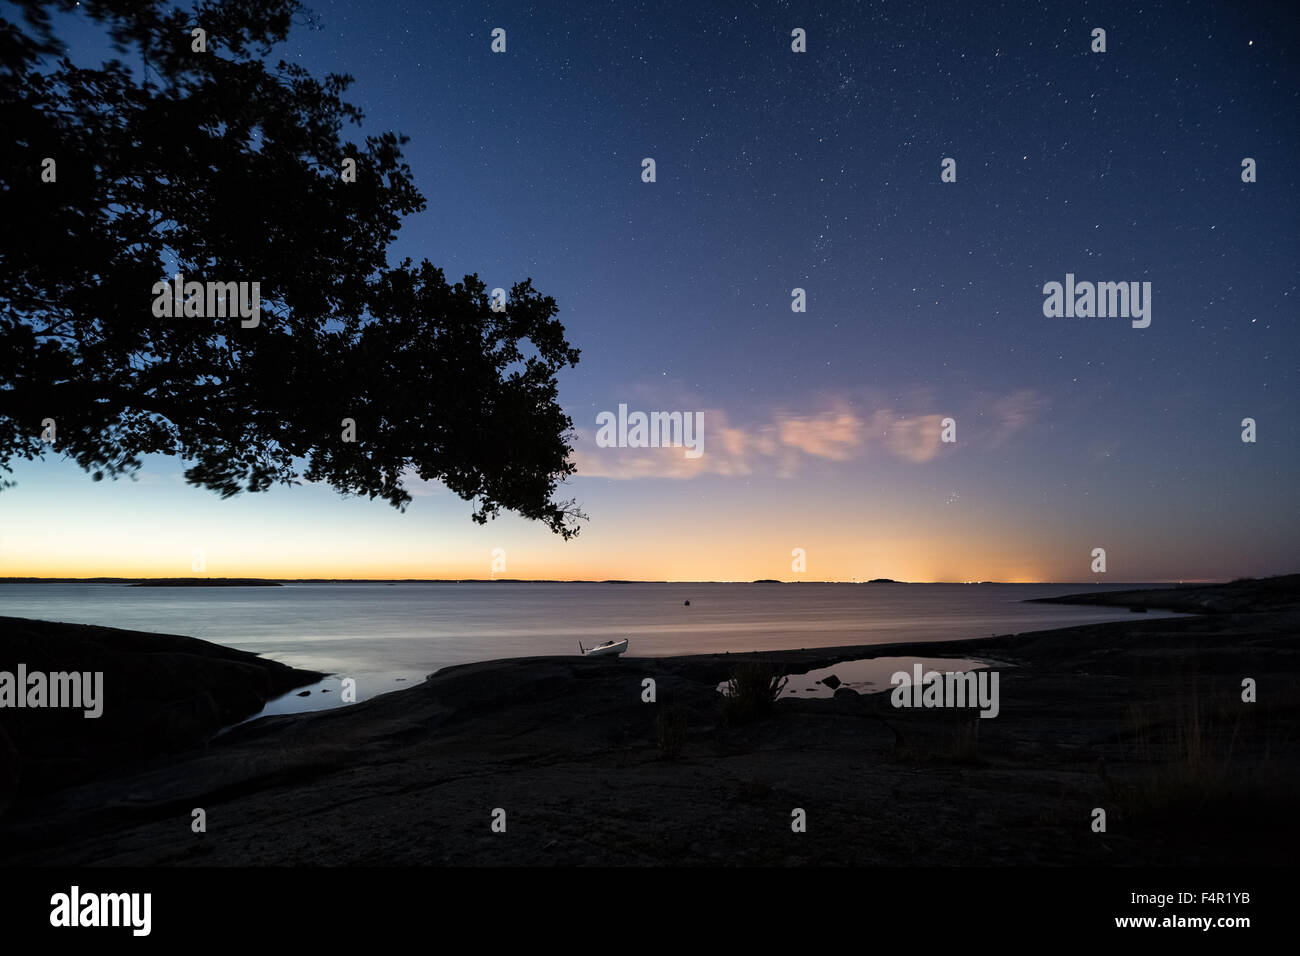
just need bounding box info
[684,600,690,606]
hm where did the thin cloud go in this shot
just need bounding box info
[573,391,1043,479]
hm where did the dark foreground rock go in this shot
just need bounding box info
[0,591,1296,866]
[0,617,322,813]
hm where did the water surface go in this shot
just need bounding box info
[0,582,1182,712]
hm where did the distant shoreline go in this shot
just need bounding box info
[126,578,283,587]
[0,576,1232,586]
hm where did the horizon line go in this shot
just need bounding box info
[0,575,1254,586]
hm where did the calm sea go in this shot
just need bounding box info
[1,582,1182,709]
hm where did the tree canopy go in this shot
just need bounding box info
[0,0,584,537]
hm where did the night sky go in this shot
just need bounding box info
[3,0,1297,581]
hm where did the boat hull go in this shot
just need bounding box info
[583,639,628,657]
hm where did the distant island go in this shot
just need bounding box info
[866,578,900,583]
[127,579,283,587]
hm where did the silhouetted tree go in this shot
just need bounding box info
[0,0,584,536]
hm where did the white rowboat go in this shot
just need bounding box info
[580,638,628,657]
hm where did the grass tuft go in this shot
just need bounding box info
[719,660,788,726]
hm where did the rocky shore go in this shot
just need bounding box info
[0,617,321,814]
[1028,575,1299,614]
[0,577,1295,866]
